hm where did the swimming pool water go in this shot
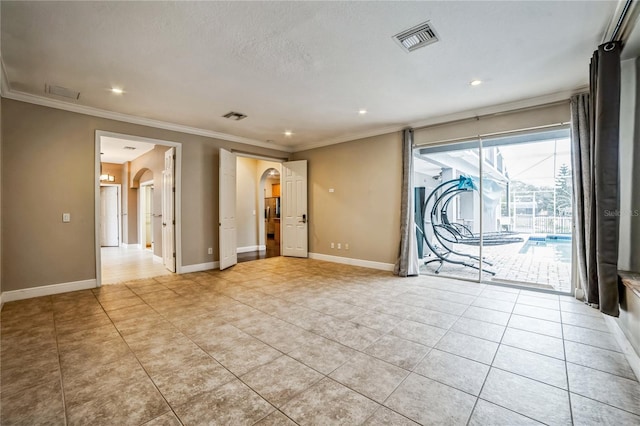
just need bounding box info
[518,235,572,263]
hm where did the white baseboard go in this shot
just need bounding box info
[309,252,395,271]
[237,245,266,253]
[120,243,141,249]
[604,315,640,383]
[1,279,97,303]
[181,261,219,274]
[153,255,163,264]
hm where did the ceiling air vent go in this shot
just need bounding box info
[45,84,80,100]
[223,111,247,121]
[393,21,439,52]
[123,146,137,150]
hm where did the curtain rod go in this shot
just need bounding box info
[607,0,634,43]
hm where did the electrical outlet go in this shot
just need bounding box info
[330,242,334,249]
[345,243,349,250]
[208,248,213,255]
[337,243,341,250]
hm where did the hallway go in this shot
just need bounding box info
[101,246,173,284]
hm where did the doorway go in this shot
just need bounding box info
[262,168,281,260]
[414,127,574,293]
[95,131,182,285]
[139,181,154,252]
[236,160,283,263]
[221,152,308,268]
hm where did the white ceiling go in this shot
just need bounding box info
[100,137,155,164]
[0,1,624,151]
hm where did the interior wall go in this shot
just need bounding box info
[618,56,640,272]
[100,162,123,184]
[292,132,402,265]
[130,146,165,258]
[236,156,258,249]
[617,55,640,357]
[0,93,3,297]
[0,98,290,292]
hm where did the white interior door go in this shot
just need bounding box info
[219,148,237,270]
[162,147,176,272]
[100,186,119,247]
[282,160,308,257]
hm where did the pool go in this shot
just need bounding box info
[518,234,572,263]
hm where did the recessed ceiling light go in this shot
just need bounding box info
[284,131,293,137]
[110,87,124,94]
[358,109,368,115]
[470,80,482,86]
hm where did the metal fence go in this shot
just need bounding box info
[509,216,573,234]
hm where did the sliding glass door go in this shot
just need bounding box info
[414,127,573,293]
[414,140,482,282]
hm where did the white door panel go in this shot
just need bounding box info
[162,147,176,272]
[100,186,119,247]
[219,148,238,270]
[282,160,308,257]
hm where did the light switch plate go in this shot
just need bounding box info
[62,213,71,223]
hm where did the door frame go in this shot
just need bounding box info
[99,183,122,247]
[94,130,183,287]
[222,152,287,267]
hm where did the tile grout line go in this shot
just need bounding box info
[94,278,187,425]
[464,287,518,425]
[50,295,70,426]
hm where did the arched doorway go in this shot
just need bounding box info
[260,167,281,259]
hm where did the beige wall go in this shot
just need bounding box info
[100,162,123,184]
[121,162,137,244]
[0,98,289,292]
[236,157,258,249]
[129,146,166,258]
[0,94,3,296]
[292,132,402,265]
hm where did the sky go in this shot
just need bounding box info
[498,139,572,187]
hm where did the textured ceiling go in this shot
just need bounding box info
[100,137,155,165]
[0,1,619,151]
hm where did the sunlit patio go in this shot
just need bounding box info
[420,233,572,293]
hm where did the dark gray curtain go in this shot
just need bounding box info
[394,128,419,277]
[570,42,622,316]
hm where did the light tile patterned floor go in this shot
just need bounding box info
[101,246,173,284]
[1,258,639,425]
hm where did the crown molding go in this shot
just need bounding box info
[0,76,293,153]
[291,124,405,152]
[2,53,581,155]
[290,89,580,152]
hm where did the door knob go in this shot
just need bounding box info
[299,214,307,224]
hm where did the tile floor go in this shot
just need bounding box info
[101,246,173,284]
[2,257,639,425]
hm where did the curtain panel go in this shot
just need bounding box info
[571,41,622,316]
[394,128,419,277]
